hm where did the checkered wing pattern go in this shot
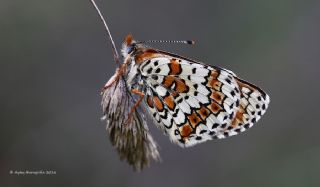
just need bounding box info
[138,52,270,147]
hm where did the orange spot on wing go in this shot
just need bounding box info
[135,49,161,64]
[169,59,182,75]
[188,112,202,128]
[153,96,164,111]
[210,71,219,79]
[175,79,188,93]
[237,79,254,91]
[147,95,154,108]
[163,95,175,110]
[231,108,245,128]
[180,124,193,137]
[162,76,175,88]
[211,91,225,104]
[198,106,210,120]
[208,102,222,114]
[171,91,179,98]
[209,79,222,91]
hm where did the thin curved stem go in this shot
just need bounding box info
[89,0,120,65]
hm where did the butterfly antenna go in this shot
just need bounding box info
[89,0,120,65]
[143,40,195,45]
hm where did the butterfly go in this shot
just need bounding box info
[90,0,270,171]
[101,34,270,170]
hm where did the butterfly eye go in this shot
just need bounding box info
[126,44,135,54]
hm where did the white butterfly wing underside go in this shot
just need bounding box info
[137,54,270,147]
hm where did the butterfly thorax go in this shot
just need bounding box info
[120,35,163,90]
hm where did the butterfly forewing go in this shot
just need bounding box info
[133,50,269,147]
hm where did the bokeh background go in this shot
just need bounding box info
[1,0,320,186]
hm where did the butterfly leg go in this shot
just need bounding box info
[124,89,145,126]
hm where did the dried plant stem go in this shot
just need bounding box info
[89,0,120,65]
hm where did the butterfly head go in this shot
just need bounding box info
[121,34,143,58]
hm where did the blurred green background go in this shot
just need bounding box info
[1,0,320,186]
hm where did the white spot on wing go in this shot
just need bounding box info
[174,109,186,124]
[185,96,200,108]
[191,76,206,83]
[155,85,167,96]
[178,100,191,114]
[193,92,209,104]
[197,84,210,95]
